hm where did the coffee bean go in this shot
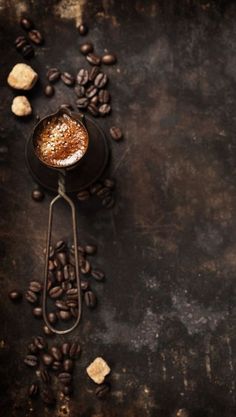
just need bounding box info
[28,342,38,354]
[88,103,99,117]
[63,359,73,372]
[84,244,97,255]
[66,300,78,308]
[43,325,53,336]
[29,280,42,293]
[44,84,54,97]
[24,354,38,367]
[98,89,110,104]
[76,97,89,109]
[56,269,64,283]
[42,353,53,366]
[41,389,55,405]
[61,342,70,356]
[102,195,115,208]
[89,182,103,195]
[103,178,116,189]
[34,336,47,350]
[60,103,74,111]
[53,257,62,270]
[58,372,72,385]
[63,264,70,280]
[95,383,111,398]
[49,286,63,299]
[55,300,69,311]
[80,42,93,55]
[94,72,108,89]
[51,346,62,361]
[15,35,27,50]
[20,17,34,30]
[99,103,111,116]
[74,85,85,98]
[44,246,55,259]
[32,189,44,202]
[175,409,190,417]
[70,307,78,318]
[90,95,98,105]
[57,252,67,266]
[66,288,78,297]
[91,269,105,281]
[78,23,88,35]
[109,126,123,141]
[96,187,110,198]
[81,280,89,291]
[102,53,117,65]
[52,361,61,371]
[61,281,72,291]
[33,307,43,318]
[48,312,57,324]
[69,342,81,359]
[77,190,90,201]
[85,85,97,99]
[88,66,100,82]
[28,383,39,398]
[25,290,37,304]
[55,239,66,252]
[28,29,43,45]
[77,68,89,85]
[62,385,73,396]
[84,290,97,308]
[61,72,75,86]
[8,290,22,302]
[48,260,55,271]
[22,44,34,58]
[80,259,91,275]
[86,53,101,66]
[59,310,71,320]
[40,369,50,383]
[47,68,60,83]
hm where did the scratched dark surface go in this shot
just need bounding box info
[0,0,236,416]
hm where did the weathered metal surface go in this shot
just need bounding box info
[0,0,235,416]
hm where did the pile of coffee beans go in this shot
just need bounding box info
[14,17,44,59]
[77,177,116,209]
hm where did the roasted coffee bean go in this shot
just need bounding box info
[22,44,34,58]
[61,342,70,356]
[77,190,90,201]
[55,300,69,311]
[55,239,66,252]
[40,369,50,383]
[66,300,78,308]
[102,195,115,208]
[80,259,91,275]
[77,68,89,85]
[99,103,111,116]
[43,325,53,336]
[86,53,101,66]
[28,29,43,45]
[69,265,75,281]
[103,178,116,189]
[15,35,27,50]
[8,290,22,302]
[32,189,44,202]
[48,259,55,271]
[63,359,74,372]
[28,383,39,398]
[91,269,105,281]
[94,72,108,89]
[95,383,111,398]
[24,354,38,367]
[61,281,72,291]
[74,85,85,98]
[59,310,71,320]
[20,17,34,30]
[80,42,93,55]
[175,409,189,417]
[52,361,61,371]
[54,257,62,270]
[60,103,74,110]
[28,343,38,354]
[62,385,73,396]
[42,353,53,366]
[86,85,98,99]
[34,336,47,350]
[25,290,37,304]
[56,269,64,283]
[66,288,78,297]
[84,290,97,308]
[89,182,103,195]
[78,23,88,35]
[41,389,55,405]
[61,72,75,86]
[98,89,110,104]
[48,312,57,324]
[88,66,100,81]
[29,280,42,293]
[44,246,55,259]
[47,278,53,291]
[33,307,43,318]
[70,307,78,318]
[57,251,67,266]
[102,53,117,65]
[49,286,63,299]
[76,97,89,109]
[90,95,98,105]
[84,244,97,255]
[96,187,110,198]
[109,126,123,141]
[81,280,89,291]
[51,346,62,361]
[69,342,81,359]
[63,264,70,280]
[88,103,99,117]
[44,84,54,97]
[58,372,72,385]
[47,67,60,83]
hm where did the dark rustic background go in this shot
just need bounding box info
[0,1,236,416]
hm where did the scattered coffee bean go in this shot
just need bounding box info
[25,290,37,304]
[49,286,63,299]
[28,383,39,398]
[76,97,89,109]
[41,389,55,405]
[57,251,67,266]
[29,280,42,293]
[55,239,67,252]
[31,189,44,202]
[98,89,110,104]
[61,72,75,86]
[87,103,99,117]
[110,126,123,141]
[84,244,97,255]
[103,178,116,189]
[70,307,78,318]
[74,85,85,97]
[62,281,72,291]
[66,288,78,297]
[55,300,69,311]
[40,369,51,383]
[28,29,43,45]
[99,103,111,116]
[91,269,105,281]
[51,346,62,361]
[47,67,60,83]
[48,312,57,325]
[24,354,38,367]
[90,95,98,105]
[86,85,98,99]
[80,259,91,275]
[94,72,108,89]
[59,310,71,320]
[96,186,110,198]
[61,342,70,356]
[63,359,74,372]
[86,53,101,66]
[77,190,90,200]
[88,66,100,82]
[20,17,34,30]
[22,44,34,59]
[84,290,97,308]
[81,280,89,291]
[34,336,47,350]
[69,342,81,359]
[77,68,89,85]
[95,383,111,398]
[44,84,54,97]
[8,290,22,302]
[66,300,78,308]
[102,195,115,208]
[56,269,63,283]
[33,307,43,318]
[102,53,117,65]
[43,325,53,336]
[63,264,70,280]
[58,372,72,385]
[54,257,62,270]
[78,23,88,35]
[15,35,27,50]
[60,103,73,110]
[42,353,53,366]
[52,360,61,371]
[80,42,93,55]
[175,409,190,417]
[89,182,103,195]
[28,342,38,354]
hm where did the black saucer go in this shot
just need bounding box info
[26,113,109,193]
